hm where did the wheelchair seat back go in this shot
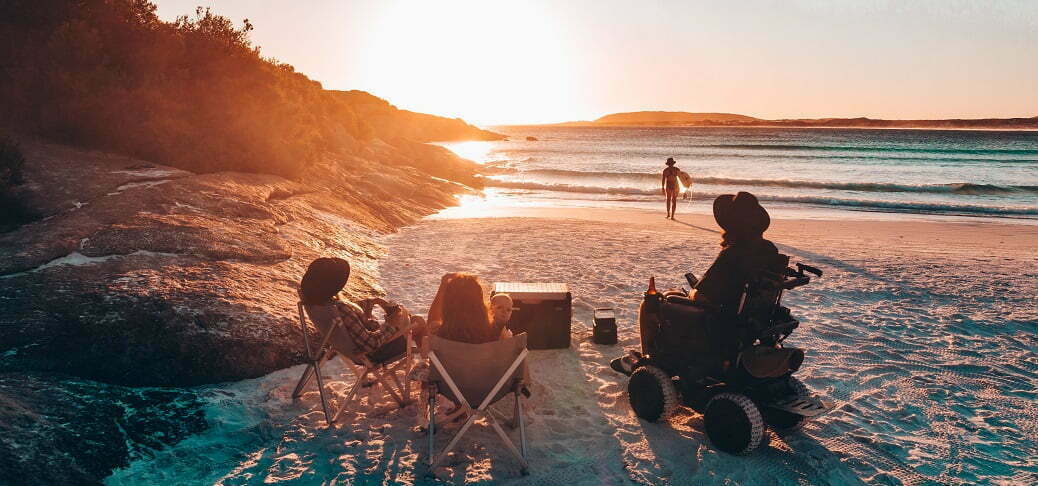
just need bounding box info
[735,253,790,343]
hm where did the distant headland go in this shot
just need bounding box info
[539,111,1038,130]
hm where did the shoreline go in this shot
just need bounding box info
[491,124,1038,133]
[431,198,1038,235]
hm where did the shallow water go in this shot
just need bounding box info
[440,127,1038,219]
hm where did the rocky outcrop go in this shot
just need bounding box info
[0,139,473,386]
[0,138,478,483]
[0,372,206,485]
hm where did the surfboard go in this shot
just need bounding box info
[677,170,693,191]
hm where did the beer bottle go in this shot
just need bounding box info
[643,276,661,312]
[639,275,663,353]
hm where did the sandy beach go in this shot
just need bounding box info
[107,205,1038,485]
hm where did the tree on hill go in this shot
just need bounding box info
[0,1,406,177]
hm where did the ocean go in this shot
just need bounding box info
[439,126,1038,220]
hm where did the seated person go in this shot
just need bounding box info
[689,191,778,313]
[418,273,524,423]
[426,272,511,344]
[300,257,423,359]
[490,293,514,338]
[615,191,779,374]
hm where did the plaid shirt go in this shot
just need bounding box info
[331,299,400,355]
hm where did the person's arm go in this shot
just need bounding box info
[333,302,388,354]
[691,247,742,309]
[427,272,461,330]
[359,297,402,322]
[661,170,667,193]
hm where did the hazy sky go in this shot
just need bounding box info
[155,0,1038,125]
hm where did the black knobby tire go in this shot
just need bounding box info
[763,376,810,435]
[628,365,679,422]
[704,392,765,454]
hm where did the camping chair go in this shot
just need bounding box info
[290,295,415,426]
[423,333,531,474]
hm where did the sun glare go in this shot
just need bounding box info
[354,1,582,125]
[437,141,495,164]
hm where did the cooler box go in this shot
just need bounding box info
[493,282,572,350]
[592,308,618,345]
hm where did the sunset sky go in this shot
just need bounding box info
[155,0,1038,125]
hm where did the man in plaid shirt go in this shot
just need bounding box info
[331,296,410,355]
[300,257,423,357]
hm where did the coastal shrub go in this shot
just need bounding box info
[0,136,35,232]
[0,136,25,187]
[0,0,374,177]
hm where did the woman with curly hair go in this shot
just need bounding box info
[427,272,510,344]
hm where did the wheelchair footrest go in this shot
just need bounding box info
[767,394,833,417]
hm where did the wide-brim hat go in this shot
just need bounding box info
[713,191,770,235]
[300,257,350,304]
[665,157,676,165]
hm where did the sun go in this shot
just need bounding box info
[353,1,583,125]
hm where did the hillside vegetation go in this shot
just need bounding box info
[0,0,498,178]
[331,90,503,142]
[594,111,760,124]
[558,111,1038,129]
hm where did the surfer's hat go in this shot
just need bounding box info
[713,191,770,236]
[665,157,676,165]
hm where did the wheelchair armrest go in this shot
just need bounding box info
[664,294,696,306]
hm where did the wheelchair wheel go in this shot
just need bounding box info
[704,392,765,454]
[763,376,809,435]
[628,365,679,422]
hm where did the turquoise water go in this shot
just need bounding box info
[445,127,1038,219]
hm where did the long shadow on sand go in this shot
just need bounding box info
[670,217,883,282]
[631,399,868,484]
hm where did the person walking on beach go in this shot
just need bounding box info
[662,157,680,219]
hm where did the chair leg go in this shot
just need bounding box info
[427,391,436,465]
[432,413,479,467]
[375,371,406,406]
[489,414,529,471]
[387,367,409,403]
[507,391,520,429]
[331,367,369,423]
[517,392,528,460]
[311,360,332,424]
[404,338,414,401]
[291,362,316,399]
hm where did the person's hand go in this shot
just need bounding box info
[358,298,376,316]
[359,297,396,316]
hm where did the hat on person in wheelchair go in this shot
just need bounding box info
[713,191,770,236]
[300,257,350,304]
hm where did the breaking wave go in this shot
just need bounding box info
[482,179,1038,216]
[694,144,1038,155]
[482,170,1038,195]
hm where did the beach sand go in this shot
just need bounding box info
[107,206,1038,485]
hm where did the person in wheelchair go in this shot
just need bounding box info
[614,191,787,376]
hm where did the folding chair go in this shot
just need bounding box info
[423,333,530,474]
[291,295,415,426]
